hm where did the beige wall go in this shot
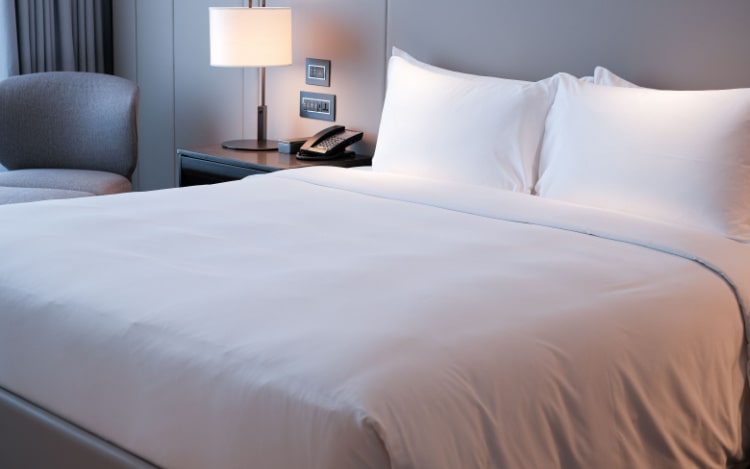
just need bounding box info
[114,0,386,190]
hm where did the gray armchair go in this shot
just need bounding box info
[0,71,138,205]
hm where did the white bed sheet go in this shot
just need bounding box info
[1,167,749,468]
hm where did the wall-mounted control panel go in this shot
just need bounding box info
[305,58,331,87]
[300,91,335,122]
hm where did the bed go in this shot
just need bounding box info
[3,1,750,468]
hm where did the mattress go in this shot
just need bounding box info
[1,167,749,468]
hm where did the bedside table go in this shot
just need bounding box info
[177,145,373,187]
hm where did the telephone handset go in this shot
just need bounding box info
[297,125,364,160]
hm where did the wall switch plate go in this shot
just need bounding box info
[300,91,335,121]
[305,58,331,87]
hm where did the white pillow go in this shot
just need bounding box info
[593,66,639,88]
[391,47,530,85]
[536,76,750,242]
[373,48,554,193]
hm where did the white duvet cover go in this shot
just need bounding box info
[1,167,749,468]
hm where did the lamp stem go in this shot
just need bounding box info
[257,67,267,142]
[254,0,267,142]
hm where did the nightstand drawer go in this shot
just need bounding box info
[180,156,269,186]
[177,145,372,188]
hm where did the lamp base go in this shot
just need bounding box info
[221,139,279,151]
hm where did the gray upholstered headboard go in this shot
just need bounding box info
[386,1,750,90]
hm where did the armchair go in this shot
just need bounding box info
[0,72,138,205]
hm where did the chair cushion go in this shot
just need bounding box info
[0,168,132,195]
[0,187,92,205]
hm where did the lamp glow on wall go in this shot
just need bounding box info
[209,3,292,151]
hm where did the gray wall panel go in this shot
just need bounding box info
[134,0,175,190]
[112,0,139,187]
[388,0,750,90]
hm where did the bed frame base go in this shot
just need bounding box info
[0,386,157,469]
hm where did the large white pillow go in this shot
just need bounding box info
[372,48,554,193]
[592,66,639,88]
[391,47,530,85]
[536,76,750,242]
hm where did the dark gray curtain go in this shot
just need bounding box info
[15,0,112,74]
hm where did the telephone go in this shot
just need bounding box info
[297,125,363,160]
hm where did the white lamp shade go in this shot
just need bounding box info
[209,7,292,67]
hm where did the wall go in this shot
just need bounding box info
[113,0,386,190]
[388,0,750,90]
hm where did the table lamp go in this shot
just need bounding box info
[209,3,292,151]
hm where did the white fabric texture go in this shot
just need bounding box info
[391,46,530,85]
[0,167,748,469]
[593,66,639,87]
[372,48,554,193]
[536,75,750,242]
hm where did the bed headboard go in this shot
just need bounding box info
[386,1,750,90]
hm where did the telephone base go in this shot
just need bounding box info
[296,150,355,161]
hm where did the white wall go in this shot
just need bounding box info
[114,0,387,190]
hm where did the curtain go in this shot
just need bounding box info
[15,0,112,74]
[0,0,10,169]
[0,0,18,79]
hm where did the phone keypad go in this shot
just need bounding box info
[316,136,345,150]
